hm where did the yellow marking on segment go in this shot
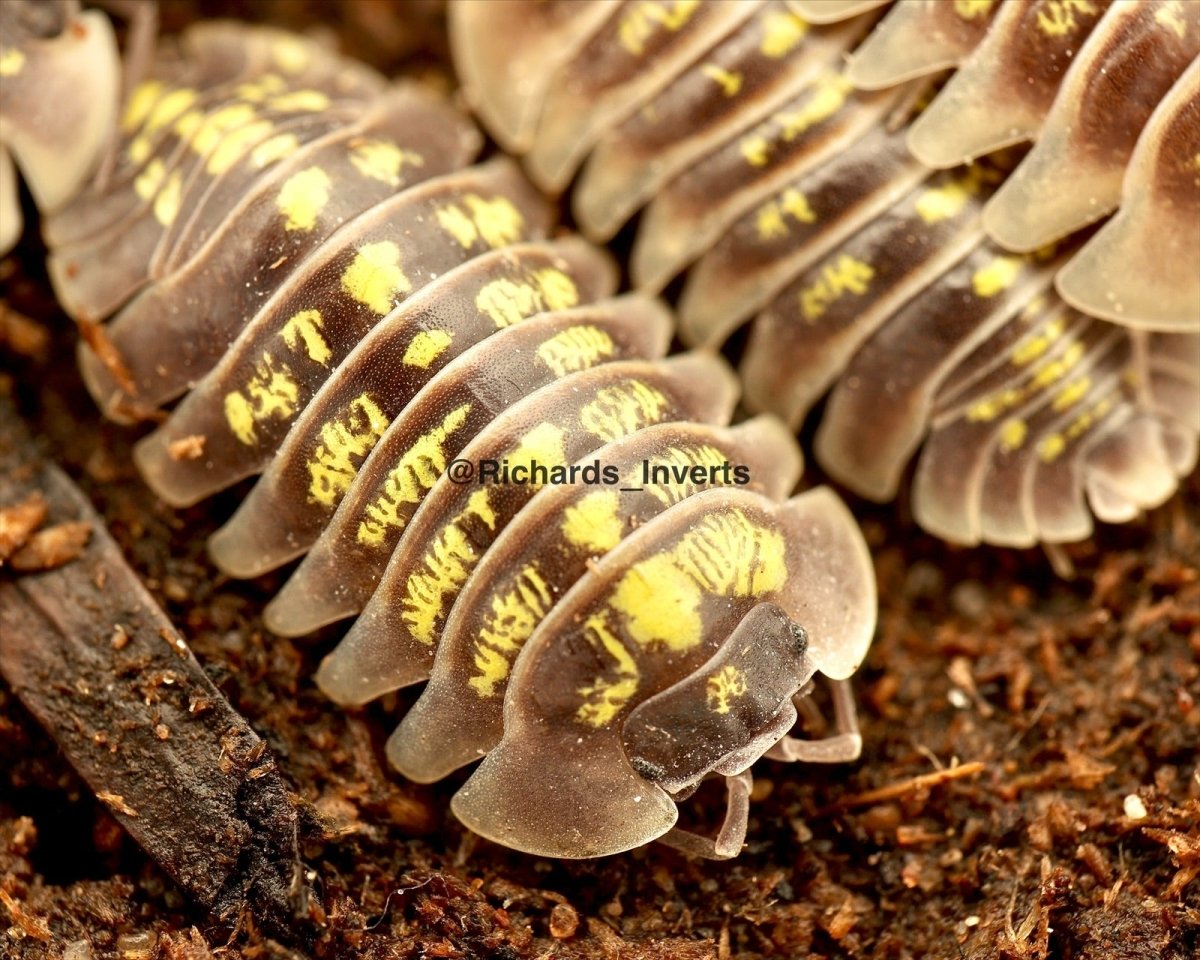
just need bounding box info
[1156,1,1187,39]
[998,418,1027,452]
[760,8,808,58]
[268,90,330,113]
[576,508,787,727]
[356,403,472,546]
[0,48,25,77]
[403,330,454,369]
[756,188,816,241]
[706,665,748,714]
[972,255,1023,298]
[507,422,568,479]
[307,393,391,506]
[618,0,701,56]
[235,74,285,102]
[277,166,331,232]
[702,64,743,98]
[580,381,670,442]
[132,158,182,226]
[272,37,311,73]
[133,159,166,202]
[536,326,615,377]
[400,489,497,644]
[145,88,197,134]
[184,103,256,156]
[954,0,995,19]
[799,254,875,321]
[967,340,1086,422]
[436,194,525,250]
[1052,376,1091,413]
[915,165,990,224]
[128,136,152,165]
[153,171,183,226]
[341,241,411,315]
[561,491,623,553]
[740,72,853,167]
[122,81,163,132]
[350,139,423,187]
[224,354,300,445]
[280,309,331,365]
[475,268,579,328]
[1036,0,1098,37]
[207,119,275,175]
[612,509,786,654]
[251,132,299,168]
[1038,394,1116,463]
[576,612,641,727]
[1011,316,1066,366]
[469,564,554,698]
[642,444,729,506]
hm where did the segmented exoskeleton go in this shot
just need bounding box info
[451,0,1200,549]
[0,3,877,859]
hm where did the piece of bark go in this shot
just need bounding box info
[0,398,314,941]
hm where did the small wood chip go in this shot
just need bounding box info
[0,491,48,563]
[9,520,92,572]
[167,435,206,461]
[98,792,141,818]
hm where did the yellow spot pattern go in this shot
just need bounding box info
[759,9,808,58]
[280,309,331,365]
[1036,0,1098,37]
[999,418,1027,452]
[756,188,817,241]
[0,48,25,77]
[341,241,411,315]
[740,72,853,167]
[706,665,748,715]
[400,489,497,645]
[561,491,624,553]
[224,354,300,445]
[207,120,275,176]
[435,194,525,250]
[967,340,1085,423]
[972,255,1023,298]
[307,393,391,507]
[580,381,670,443]
[403,330,454,369]
[642,444,729,507]
[122,81,163,133]
[475,268,579,328]
[576,508,787,727]
[506,422,568,480]
[277,166,331,232]
[1155,1,1187,39]
[799,254,875,320]
[618,0,701,56]
[251,132,299,169]
[536,326,615,377]
[357,404,472,546]
[914,165,991,224]
[272,37,311,74]
[575,613,641,728]
[469,564,554,698]
[1038,394,1116,463]
[954,0,995,19]
[702,64,743,98]
[349,139,423,187]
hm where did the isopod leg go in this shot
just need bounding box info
[764,678,863,764]
[659,770,753,861]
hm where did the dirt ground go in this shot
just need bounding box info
[2,3,1198,959]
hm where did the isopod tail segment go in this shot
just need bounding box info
[450,486,876,860]
[0,0,122,254]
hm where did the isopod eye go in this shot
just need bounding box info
[622,602,815,794]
